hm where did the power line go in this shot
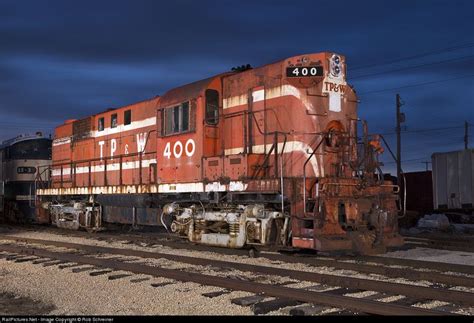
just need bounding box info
[0,123,54,127]
[350,42,474,71]
[350,55,474,80]
[380,125,466,136]
[382,141,461,165]
[0,120,58,125]
[380,129,463,157]
[386,136,467,148]
[0,122,58,129]
[384,157,428,165]
[0,125,53,129]
[358,73,474,95]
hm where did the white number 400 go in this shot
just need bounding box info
[163,139,195,159]
[292,67,319,76]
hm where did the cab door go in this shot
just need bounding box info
[201,89,225,182]
[203,89,220,157]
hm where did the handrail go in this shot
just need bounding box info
[50,151,157,189]
[29,183,33,208]
[251,142,275,178]
[302,135,326,214]
[34,164,51,205]
[279,136,287,214]
[34,165,51,190]
[226,107,288,211]
[51,150,156,168]
[51,129,157,168]
[50,129,157,190]
[321,182,400,191]
[224,107,289,181]
[379,134,406,218]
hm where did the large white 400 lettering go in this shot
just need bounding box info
[163,139,195,159]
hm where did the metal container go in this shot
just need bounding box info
[432,149,474,210]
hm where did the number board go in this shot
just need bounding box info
[286,66,323,77]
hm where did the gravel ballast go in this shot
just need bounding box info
[1,228,473,315]
[0,256,254,315]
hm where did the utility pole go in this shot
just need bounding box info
[396,94,404,187]
[421,161,431,171]
[396,94,405,213]
[465,121,469,149]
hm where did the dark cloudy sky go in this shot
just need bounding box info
[0,0,473,174]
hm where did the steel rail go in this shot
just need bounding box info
[402,233,474,243]
[2,237,474,307]
[346,254,474,275]
[404,242,473,253]
[102,230,474,275]
[262,254,474,288]
[91,230,474,275]
[403,237,474,253]
[0,243,449,316]
[405,236,474,246]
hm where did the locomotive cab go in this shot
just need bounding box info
[156,76,227,184]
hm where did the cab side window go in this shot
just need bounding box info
[124,110,132,125]
[163,101,191,136]
[205,89,219,125]
[111,114,118,128]
[98,117,105,131]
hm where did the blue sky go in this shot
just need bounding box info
[0,0,473,174]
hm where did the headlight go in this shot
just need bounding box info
[330,54,343,78]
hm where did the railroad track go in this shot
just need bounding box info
[403,236,474,253]
[3,224,474,282]
[403,232,474,243]
[0,236,473,315]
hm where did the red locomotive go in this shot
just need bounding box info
[36,52,404,254]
